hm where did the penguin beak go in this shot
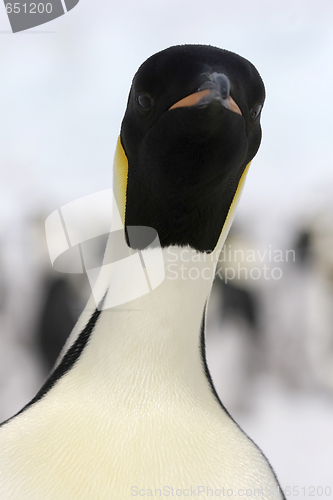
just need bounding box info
[169,72,242,116]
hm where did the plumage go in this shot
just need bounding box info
[0,45,285,500]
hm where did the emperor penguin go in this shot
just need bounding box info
[0,45,285,500]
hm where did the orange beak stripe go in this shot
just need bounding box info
[169,89,211,110]
[169,89,242,116]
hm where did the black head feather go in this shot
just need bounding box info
[121,45,265,252]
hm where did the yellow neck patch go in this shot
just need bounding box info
[113,136,129,224]
[214,161,251,254]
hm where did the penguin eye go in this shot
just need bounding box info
[137,94,154,110]
[250,104,262,120]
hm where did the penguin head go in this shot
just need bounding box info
[117,45,265,252]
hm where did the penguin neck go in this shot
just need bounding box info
[69,140,251,407]
[73,247,220,408]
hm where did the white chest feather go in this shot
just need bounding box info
[0,248,282,499]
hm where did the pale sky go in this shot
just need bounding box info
[0,0,332,229]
